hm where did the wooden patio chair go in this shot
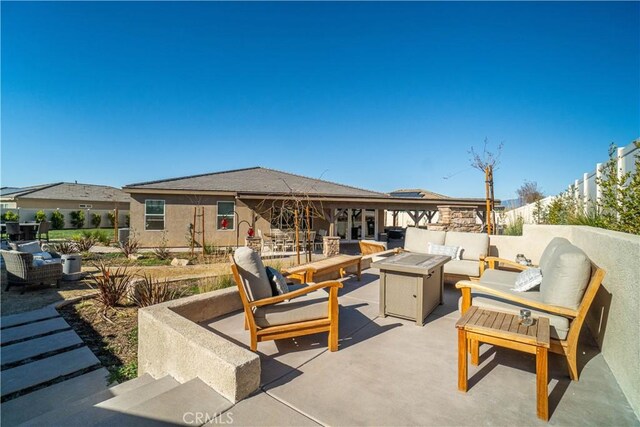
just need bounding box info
[457,239,606,381]
[230,247,343,352]
[359,240,387,256]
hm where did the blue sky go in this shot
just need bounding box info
[2,1,638,199]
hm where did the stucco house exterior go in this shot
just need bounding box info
[123,167,493,248]
[0,182,130,228]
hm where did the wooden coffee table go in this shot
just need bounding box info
[283,254,362,283]
[455,306,551,421]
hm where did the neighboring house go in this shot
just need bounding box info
[123,167,492,247]
[0,183,130,228]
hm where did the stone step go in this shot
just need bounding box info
[95,378,233,426]
[1,347,100,398]
[0,317,70,345]
[0,307,59,329]
[1,330,83,367]
[18,375,180,427]
[108,373,156,396]
[0,368,109,427]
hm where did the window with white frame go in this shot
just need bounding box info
[145,200,165,230]
[217,201,235,230]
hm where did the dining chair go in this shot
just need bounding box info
[37,221,51,242]
[5,222,23,242]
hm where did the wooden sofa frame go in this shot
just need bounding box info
[230,256,343,352]
[457,256,605,381]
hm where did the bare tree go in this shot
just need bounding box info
[517,181,544,204]
[468,138,504,234]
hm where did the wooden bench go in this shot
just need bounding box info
[283,254,362,283]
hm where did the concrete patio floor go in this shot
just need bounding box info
[202,270,638,426]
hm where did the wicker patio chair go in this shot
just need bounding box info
[0,250,63,294]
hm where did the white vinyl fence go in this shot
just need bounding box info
[504,140,638,225]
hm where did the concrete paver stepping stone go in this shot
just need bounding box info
[0,307,59,329]
[1,330,83,366]
[0,317,70,345]
[1,346,100,397]
[0,368,109,427]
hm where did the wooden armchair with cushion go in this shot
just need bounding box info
[230,247,343,352]
[456,237,605,381]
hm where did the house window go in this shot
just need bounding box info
[217,201,235,230]
[145,200,165,230]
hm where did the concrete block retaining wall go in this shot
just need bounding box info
[138,287,260,403]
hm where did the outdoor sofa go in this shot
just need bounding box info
[403,226,489,279]
[1,241,63,293]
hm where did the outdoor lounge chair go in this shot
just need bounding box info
[230,247,343,352]
[1,248,63,293]
[456,237,606,381]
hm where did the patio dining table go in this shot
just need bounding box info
[1,222,40,241]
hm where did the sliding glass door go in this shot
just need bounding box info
[334,208,378,241]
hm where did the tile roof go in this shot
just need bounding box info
[124,167,387,198]
[0,183,130,203]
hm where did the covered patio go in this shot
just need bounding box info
[201,271,637,425]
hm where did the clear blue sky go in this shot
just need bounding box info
[2,1,638,199]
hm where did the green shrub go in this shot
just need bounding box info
[91,230,111,245]
[1,210,19,222]
[50,211,65,229]
[503,216,524,236]
[35,210,47,223]
[70,210,85,229]
[73,232,96,252]
[107,211,117,227]
[91,212,102,228]
[108,361,137,384]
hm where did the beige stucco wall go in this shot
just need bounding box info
[490,225,640,418]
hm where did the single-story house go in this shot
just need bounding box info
[123,167,495,248]
[0,182,130,228]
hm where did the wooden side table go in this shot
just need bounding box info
[455,306,551,421]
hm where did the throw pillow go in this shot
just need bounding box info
[427,242,461,260]
[17,241,42,254]
[265,267,289,297]
[512,268,543,292]
[33,251,53,260]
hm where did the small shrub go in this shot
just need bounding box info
[70,210,85,229]
[120,229,140,257]
[107,211,117,227]
[91,230,111,246]
[73,231,96,252]
[2,210,19,222]
[133,274,179,307]
[193,274,235,294]
[50,210,65,229]
[90,262,133,312]
[503,216,524,236]
[35,210,47,223]
[108,361,137,384]
[91,212,102,228]
[153,231,171,260]
[52,240,78,254]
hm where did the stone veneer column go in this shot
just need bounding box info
[322,236,340,257]
[427,205,481,233]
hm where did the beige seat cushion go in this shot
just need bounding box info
[444,260,481,277]
[458,294,569,340]
[233,247,272,302]
[479,269,520,288]
[444,232,489,262]
[253,290,329,328]
[541,244,591,310]
[404,227,445,254]
[538,237,571,271]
